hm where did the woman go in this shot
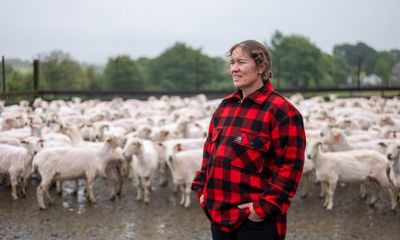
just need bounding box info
[191,40,306,240]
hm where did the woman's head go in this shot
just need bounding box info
[228,40,273,84]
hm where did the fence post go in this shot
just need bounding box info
[2,56,5,94]
[33,59,39,99]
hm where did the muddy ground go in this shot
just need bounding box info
[0,177,399,240]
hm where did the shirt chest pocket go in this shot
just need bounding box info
[231,130,271,173]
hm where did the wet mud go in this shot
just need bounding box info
[0,178,399,240]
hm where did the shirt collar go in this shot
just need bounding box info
[224,81,274,105]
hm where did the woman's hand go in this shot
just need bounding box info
[238,202,263,222]
[200,194,204,204]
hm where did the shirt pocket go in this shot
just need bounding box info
[209,127,223,157]
[230,129,271,173]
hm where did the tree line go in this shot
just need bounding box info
[2,31,400,92]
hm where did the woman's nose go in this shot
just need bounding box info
[231,63,239,72]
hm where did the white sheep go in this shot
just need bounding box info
[158,138,205,187]
[32,136,124,209]
[386,141,400,191]
[123,137,158,203]
[308,141,397,210]
[169,148,202,207]
[0,137,43,199]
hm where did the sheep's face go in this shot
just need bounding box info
[387,142,400,162]
[322,129,342,148]
[123,139,141,158]
[307,141,322,160]
[21,137,44,155]
[138,127,152,138]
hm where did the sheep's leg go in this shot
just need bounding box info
[45,187,54,205]
[388,188,398,210]
[179,184,185,206]
[320,182,327,198]
[184,183,192,208]
[9,172,19,200]
[326,181,337,210]
[21,177,28,198]
[158,162,168,187]
[116,164,125,197]
[56,180,63,195]
[72,179,79,195]
[135,175,142,201]
[86,175,97,203]
[36,185,46,209]
[143,176,151,203]
[36,174,54,209]
[368,179,380,206]
[108,168,121,201]
[301,173,311,198]
[359,182,367,199]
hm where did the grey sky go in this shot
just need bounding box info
[1,0,399,64]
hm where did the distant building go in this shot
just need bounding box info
[362,74,382,86]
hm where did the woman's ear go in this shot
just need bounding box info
[258,65,266,75]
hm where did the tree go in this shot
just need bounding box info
[147,42,225,91]
[3,64,33,91]
[321,53,351,87]
[374,51,395,86]
[333,42,377,74]
[38,50,81,89]
[270,31,325,88]
[104,55,143,90]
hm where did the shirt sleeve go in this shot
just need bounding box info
[191,120,214,200]
[252,110,306,219]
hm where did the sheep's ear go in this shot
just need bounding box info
[175,143,183,152]
[378,142,387,148]
[333,132,341,141]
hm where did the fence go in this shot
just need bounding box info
[1,57,400,103]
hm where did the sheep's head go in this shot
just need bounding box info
[307,141,322,160]
[122,138,142,159]
[21,137,44,155]
[387,142,400,162]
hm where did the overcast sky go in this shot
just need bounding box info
[1,0,399,65]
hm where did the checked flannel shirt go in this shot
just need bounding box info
[191,81,306,240]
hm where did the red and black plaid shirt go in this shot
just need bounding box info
[191,82,306,239]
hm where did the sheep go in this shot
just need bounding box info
[299,143,315,198]
[386,141,400,191]
[158,138,205,187]
[122,137,158,203]
[322,128,388,154]
[0,136,22,147]
[32,136,124,209]
[0,137,43,200]
[168,148,202,207]
[307,141,397,210]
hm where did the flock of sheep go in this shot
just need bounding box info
[0,93,399,212]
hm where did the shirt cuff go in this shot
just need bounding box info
[252,201,267,219]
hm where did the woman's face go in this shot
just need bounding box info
[230,47,263,92]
